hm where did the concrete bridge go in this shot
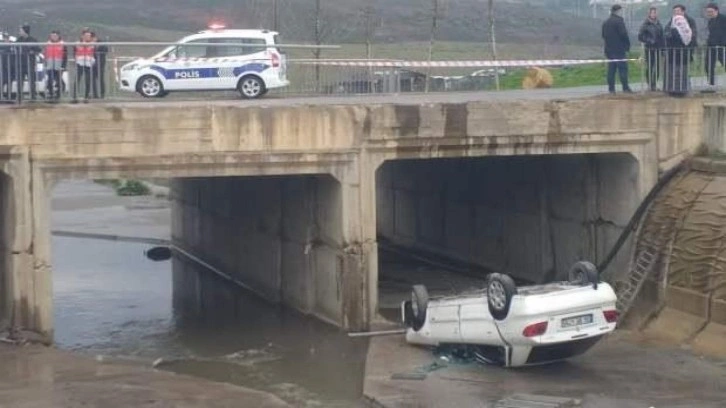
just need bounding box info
[0,90,714,341]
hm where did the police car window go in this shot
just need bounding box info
[206,38,267,57]
[176,40,207,59]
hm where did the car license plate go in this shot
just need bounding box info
[561,314,593,328]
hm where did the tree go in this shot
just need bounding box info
[488,0,500,90]
[425,0,442,92]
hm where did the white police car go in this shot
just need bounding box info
[119,26,288,99]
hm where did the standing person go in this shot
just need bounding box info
[16,24,41,100]
[0,33,15,100]
[704,3,726,90]
[44,31,67,101]
[638,7,664,91]
[90,32,108,99]
[74,30,96,101]
[602,4,633,94]
[663,6,693,96]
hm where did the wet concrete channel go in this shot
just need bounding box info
[2,179,725,407]
[50,180,368,407]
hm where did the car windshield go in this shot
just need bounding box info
[152,45,177,59]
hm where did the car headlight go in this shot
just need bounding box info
[122,63,139,72]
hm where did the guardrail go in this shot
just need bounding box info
[1,42,725,104]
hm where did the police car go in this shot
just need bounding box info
[119,26,288,99]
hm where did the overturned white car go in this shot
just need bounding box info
[401,261,618,367]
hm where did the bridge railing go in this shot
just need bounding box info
[1,42,725,104]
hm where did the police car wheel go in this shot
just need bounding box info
[238,76,265,99]
[137,75,164,98]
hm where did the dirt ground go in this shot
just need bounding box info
[363,328,726,408]
[0,343,290,408]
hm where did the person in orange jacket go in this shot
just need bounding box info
[44,30,67,100]
[74,29,96,101]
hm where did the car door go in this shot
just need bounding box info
[427,302,462,343]
[210,37,269,90]
[163,39,209,90]
[459,299,502,345]
[205,38,246,90]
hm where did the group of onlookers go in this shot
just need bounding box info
[602,3,726,96]
[0,24,108,101]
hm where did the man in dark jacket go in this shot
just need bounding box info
[705,3,726,87]
[602,4,632,93]
[15,24,41,100]
[0,33,15,101]
[638,7,664,91]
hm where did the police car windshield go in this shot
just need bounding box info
[153,45,176,59]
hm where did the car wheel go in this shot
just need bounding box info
[136,75,164,98]
[568,261,599,289]
[238,75,266,99]
[487,273,517,321]
[411,284,429,332]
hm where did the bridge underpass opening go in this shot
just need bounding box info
[48,177,367,406]
[375,153,641,311]
[170,174,346,326]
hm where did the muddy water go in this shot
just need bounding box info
[51,180,368,407]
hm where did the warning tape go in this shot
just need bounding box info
[289,58,639,68]
[118,56,638,68]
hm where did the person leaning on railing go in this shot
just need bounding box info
[704,3,726,89]
[0,33,15,100]
[91,32,108,99]
[74,29,96,101]
[663,6,694,96]
[44,30,68,101]
[638,6,665,92]
[15,24,41,100]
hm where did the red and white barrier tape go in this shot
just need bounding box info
[113,56,639,68]
[289,58,638,68]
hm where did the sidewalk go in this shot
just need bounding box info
[0,344,290,408]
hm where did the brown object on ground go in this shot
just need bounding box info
[522,67,553,89]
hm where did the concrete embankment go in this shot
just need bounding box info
[632,157,726,360]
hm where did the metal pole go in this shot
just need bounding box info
[348,329,406,337]
[273,0,279,31]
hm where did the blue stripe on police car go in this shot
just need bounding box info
[148,63,270,80]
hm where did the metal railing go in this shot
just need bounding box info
[640,45,726,94]
[2,42,726,105]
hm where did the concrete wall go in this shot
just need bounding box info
[171,175,345,326]
[0,171,11,328]
[376,154,640,283]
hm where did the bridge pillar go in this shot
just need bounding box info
[337,174,378,331]
[170,166,378,332]
[0,147,52,341]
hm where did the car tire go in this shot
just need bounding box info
[487,273,517,321]
[238,75,266,99]
[136,75,164,98]
[568,261,599,289]
[411,284,429,332]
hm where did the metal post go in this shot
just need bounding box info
[273,0,279,32]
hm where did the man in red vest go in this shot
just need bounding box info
[44,30,67,101]
[74,29,96,101]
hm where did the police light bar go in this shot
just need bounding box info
[208,23,226,31]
